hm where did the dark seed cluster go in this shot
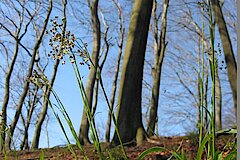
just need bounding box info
[46,16,90,67]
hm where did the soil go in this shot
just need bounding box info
[0,135,236,160]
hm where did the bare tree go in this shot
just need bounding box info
[4,0,52,150]
[105,0,125,143]
[31,0,67,149]
[20,82,42,150]
[211,0,237,119]
[112,0,153,146]
[147,0,169,136]
[78,0,101,145]
[171,0,224,132]
[0,0,40,151]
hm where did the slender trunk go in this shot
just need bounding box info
[215,68,222,131]
[92,10,109,119]
[204,66,209,133]
[147,0,169,136]
[20,87,38,150]
[197,39,201,133]
[20,113,29,150]
[211,0,237,118]
[5,1,52,150]
[0,40,19,152]
[31,0,66,149]
[112,0,153,146]
[105,44,123,142]
[30,61,59,149]
[105,0,124,142]
[79,0,101,145]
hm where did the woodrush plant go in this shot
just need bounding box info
[43,16,102,159]
[0,125,18,159]
[29,16,127,159]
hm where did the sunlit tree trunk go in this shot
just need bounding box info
[211,0,237,119]
[79,0,101,145]
[147,0,169,136]
[0,41,20,152]
[112,0,153,146]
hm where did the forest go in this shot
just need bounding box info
[0,0,237,159]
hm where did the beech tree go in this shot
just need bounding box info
[78,0,101,145]
[112,0,153,146]
[105,0,125,143]
[211,0,237,119]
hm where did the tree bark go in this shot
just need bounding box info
[215,68,222,131]
[0,41,19,152]
[147,0,169,136]
[211,0,237,118]
[79,0,101,145]
[112,0,153,146]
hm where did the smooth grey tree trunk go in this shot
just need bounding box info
[112,0,153,146]
[211,0,237,119]
[0,42,19,152]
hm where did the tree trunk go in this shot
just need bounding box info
[20,86,39,150]
[79,0,101,145]
[105,0,124,143]
[112,0,153,146]
[5,0,52,150]
[31,61,60,149]
[215,68,222,131]
[147,0,169,136]
[0,41,19,152]
[211,0,237,118]
[30,0,66,149]
[203,65,209,133]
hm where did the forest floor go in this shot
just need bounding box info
[0,134,236,160]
